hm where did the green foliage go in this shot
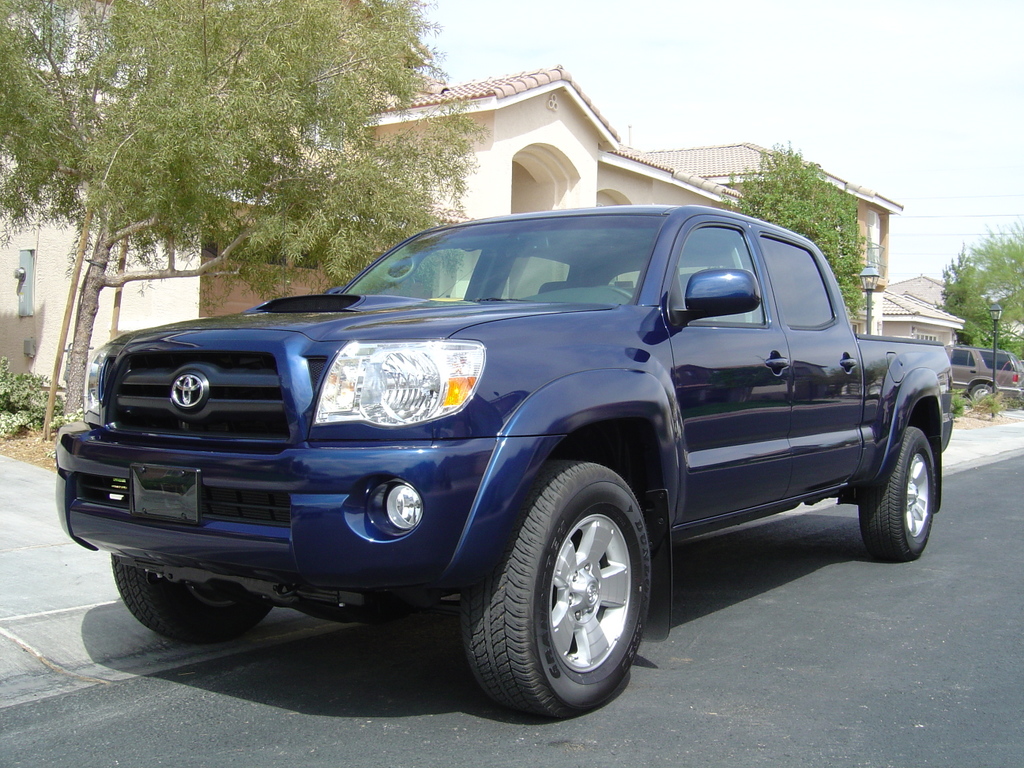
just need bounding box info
[968,222,1024,355]
[970,391,1005,419]
[942,248,993,347]
[0,0,477,278]
[0,0,480,412]
[0,357,63,436]
[727,145,866,316]
[942,223,1024,356]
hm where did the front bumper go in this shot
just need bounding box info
[56,424,497,591]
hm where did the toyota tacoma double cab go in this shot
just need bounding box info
[57,205,953,717]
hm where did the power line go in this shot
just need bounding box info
[899,214,1022,219]
[898,193,1024,201]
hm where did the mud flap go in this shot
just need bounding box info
[644,489,673,641]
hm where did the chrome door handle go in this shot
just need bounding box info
[765,351,790,375]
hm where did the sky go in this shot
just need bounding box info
[424,0,1024,281]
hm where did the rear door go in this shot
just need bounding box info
[758,234,864,495]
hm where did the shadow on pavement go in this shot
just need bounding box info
[671,505,869,626]
[77,504,870,722]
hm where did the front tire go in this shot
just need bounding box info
[112,556,271,643]
[461,461,651,717]
[858,426,935,562]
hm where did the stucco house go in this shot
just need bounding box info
[879,291,963,345]
[2,65,905,384]
[887,275,945,307]
[882,276,963,344]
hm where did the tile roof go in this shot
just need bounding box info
[887,275,945,307]
[643,143,770,179]
[641,143,903,213]
[881,291,963,325]
[606,147,739,200]
[410,66,620,142]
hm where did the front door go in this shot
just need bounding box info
[669,223,793,520]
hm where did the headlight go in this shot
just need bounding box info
[315,340,485,427]
[84,341,122,426]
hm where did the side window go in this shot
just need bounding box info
[678,226,765,325]
[950,348,973,366]
[759,236,834,329]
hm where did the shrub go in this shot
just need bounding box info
[971,391,1006,420]
[0,357,63,436]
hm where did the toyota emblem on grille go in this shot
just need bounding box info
[171,372,208,410]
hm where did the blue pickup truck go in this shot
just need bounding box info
[57,205,953,717]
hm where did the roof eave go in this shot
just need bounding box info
[379,80,620,146]
[599,151,737,202]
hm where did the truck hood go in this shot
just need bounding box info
[121,294,611,344]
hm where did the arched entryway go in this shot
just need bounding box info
[511,144,580,213]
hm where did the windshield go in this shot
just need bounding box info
[346,214,665,305]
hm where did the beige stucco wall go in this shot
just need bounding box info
[596,163,722,207]
[1,225,199,383]
[461,89,605,219]
[880,319,956,346]
[458,87,724,220]
[857,199,891,288]
[1,226,78,377]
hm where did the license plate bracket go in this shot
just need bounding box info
[130,464,200,524]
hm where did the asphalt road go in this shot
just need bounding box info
[2,443,1023,767]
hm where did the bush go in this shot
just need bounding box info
[0,357,63,436]
[971,391,1006,420]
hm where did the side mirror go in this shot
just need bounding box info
[669,269,761,327]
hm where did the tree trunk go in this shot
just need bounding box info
[64,238,113,414]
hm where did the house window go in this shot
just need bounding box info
[865,209,884,270]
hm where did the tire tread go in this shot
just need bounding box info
[461,460,642,717]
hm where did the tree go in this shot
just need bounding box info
[0,0,478,412]
[970,222,1024,354]
[941,247,992,348]
[728,145,865,315]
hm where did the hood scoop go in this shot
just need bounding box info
[246,294,426,314]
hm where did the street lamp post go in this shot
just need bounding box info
[989,303,1003,401]
[860,266,881,335]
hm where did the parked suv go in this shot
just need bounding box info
[947,345,1022,401]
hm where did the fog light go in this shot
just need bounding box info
[385,483,423,531]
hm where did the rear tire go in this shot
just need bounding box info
[969,383,993,401]
[112,556,271,643]
[461,461,651,717]
[858,427,935,562]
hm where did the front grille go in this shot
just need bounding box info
[76,473,291,527]
[202,487,292,525]
[111,351,289,438]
